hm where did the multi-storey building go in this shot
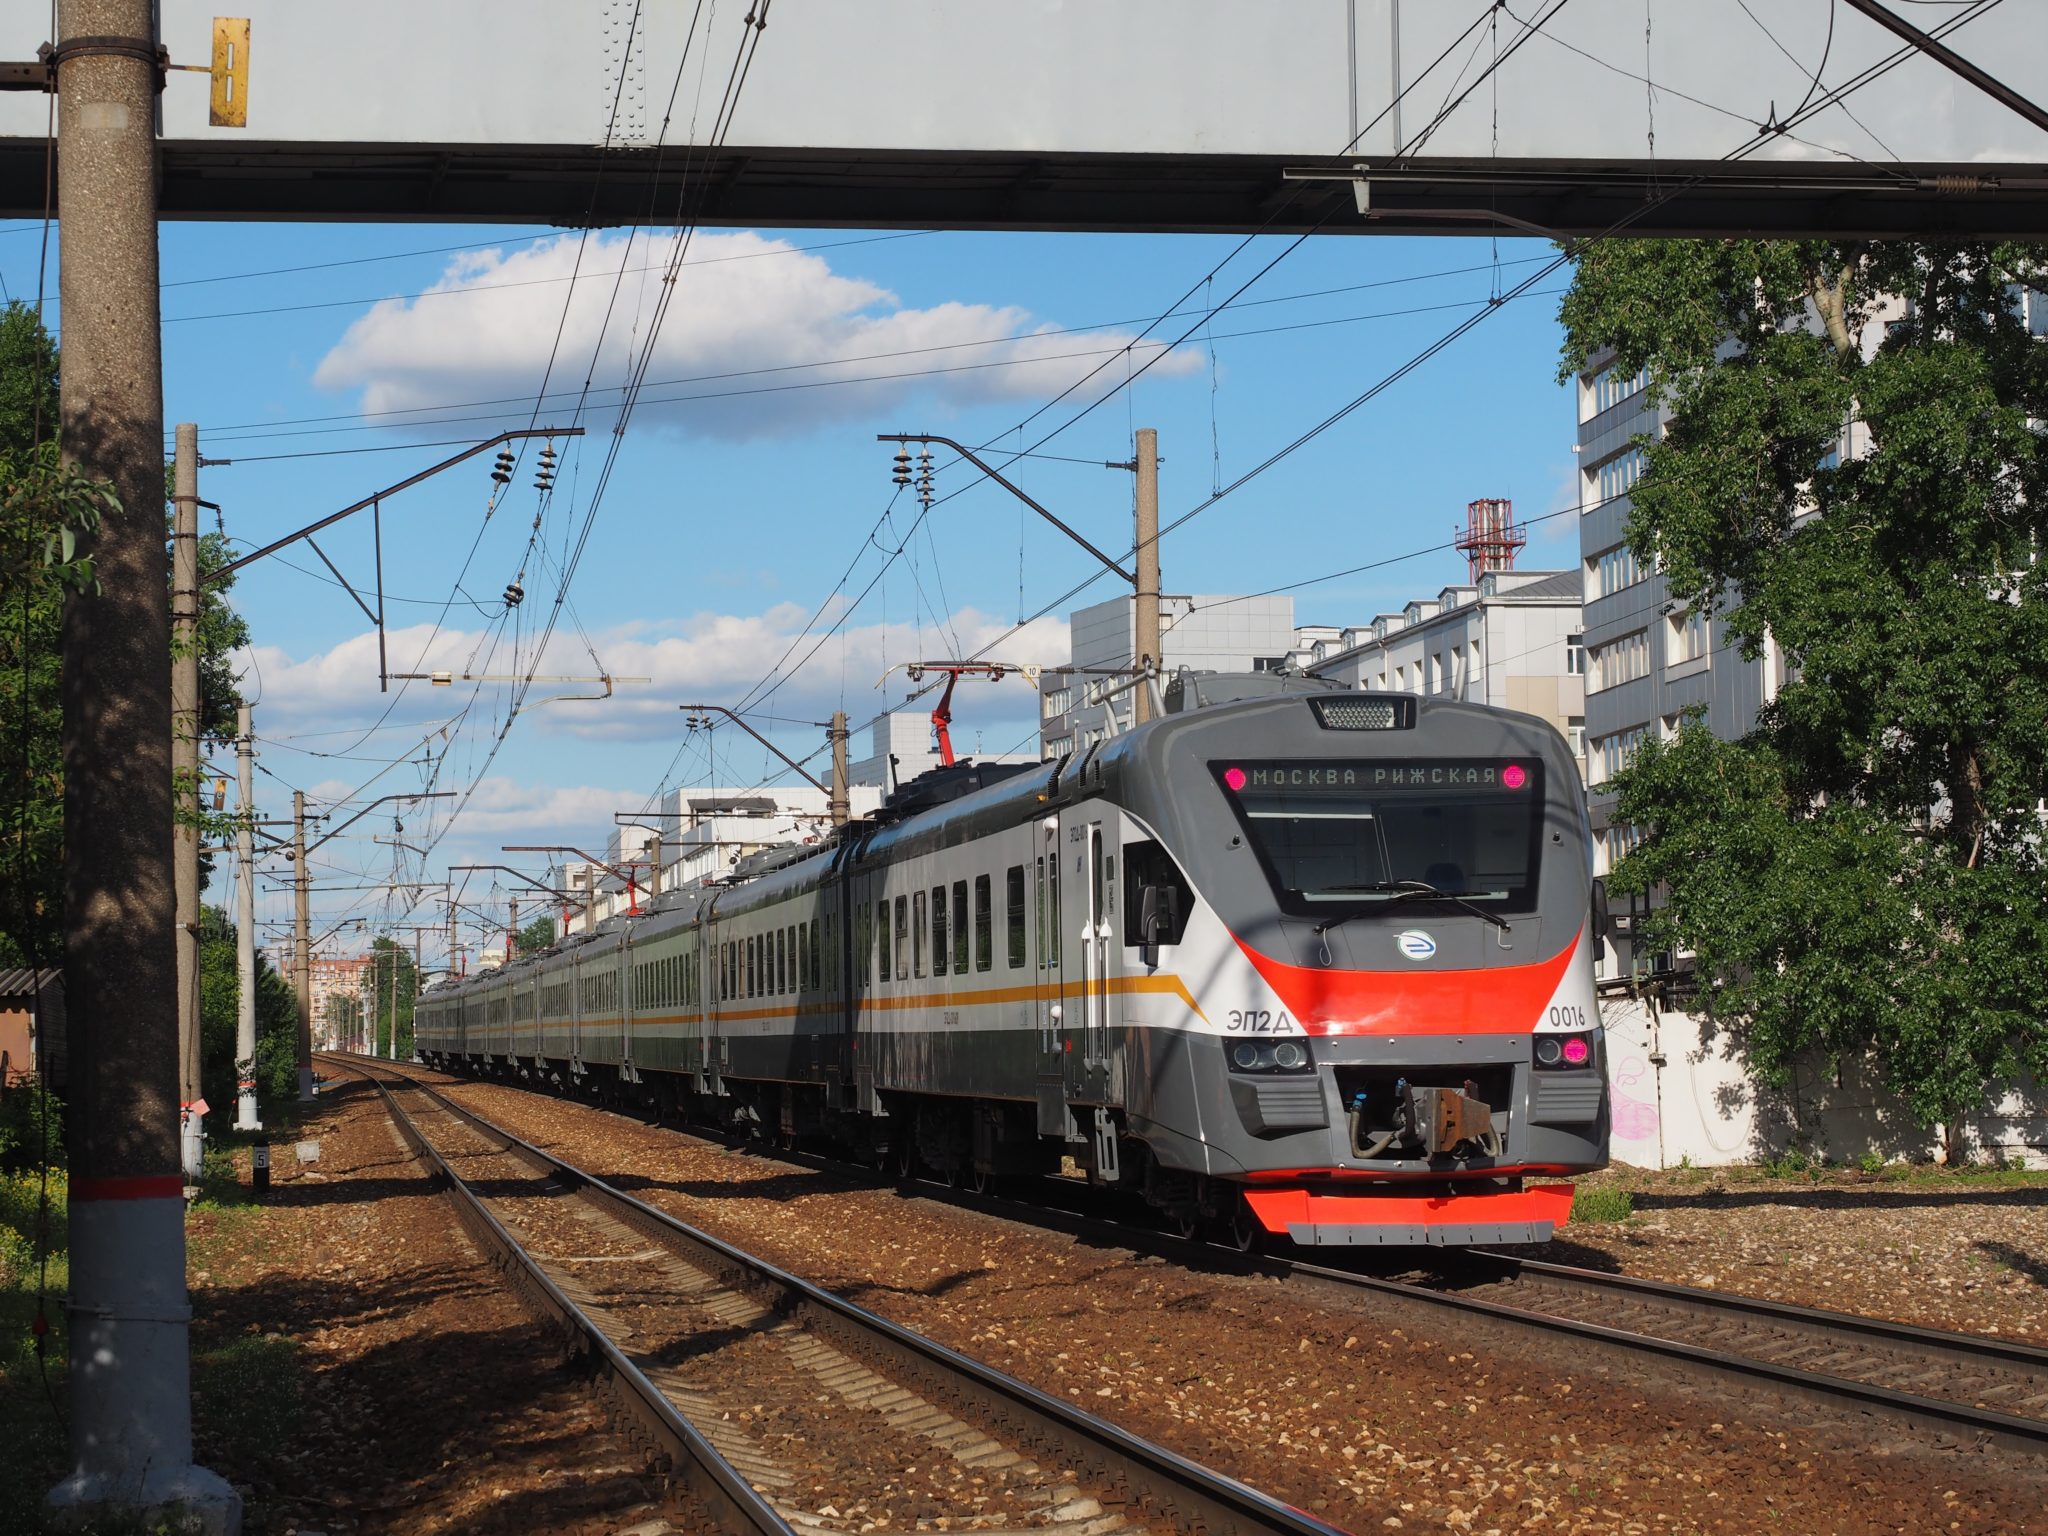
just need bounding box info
[1302,569,1585,759]
[1574,353,1792,894]
[1038,593,1302,757]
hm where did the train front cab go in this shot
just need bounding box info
[1099,691,1608,1247]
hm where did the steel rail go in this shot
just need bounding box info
[884,1166,2048,1455]
[1468,1250,2048,1381]
[342,1062,798,1536]
[358,1055,2048,1456]
[333,1056,1360,1536]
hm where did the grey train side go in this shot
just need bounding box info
[416,691,1609,1245]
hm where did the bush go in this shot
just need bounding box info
[1570,1185,1634,1224]
[0,1081,62,1177]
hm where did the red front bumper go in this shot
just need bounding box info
[1244,1182,1575,1247]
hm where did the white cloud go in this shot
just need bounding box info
[313,231,1199,441]
[238,602,1070,746]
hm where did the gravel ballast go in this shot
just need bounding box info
[384,1064,2048,1536]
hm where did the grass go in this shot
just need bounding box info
[192,1333,303,1463]
[1,1142,304,1532]
[1570,1185,1635,1224]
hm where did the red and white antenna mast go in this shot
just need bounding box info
[1454,497,1525,582]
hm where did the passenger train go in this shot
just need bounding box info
[415,672,1611,1247]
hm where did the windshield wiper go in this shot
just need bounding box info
[1311,880,1511,934]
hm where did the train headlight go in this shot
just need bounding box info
[1226,1037,1315,1074]
[1534,1030,1598,1071]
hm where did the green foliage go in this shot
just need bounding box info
[0,301,247,962]
[367,936,419,1058]
[1569,1185,1634,1224]
[0,303,66,969]
[0,1080,62,1176]
[1561,239,2048,1132]
[197,906,301,1120]
[515,914,556,954]
[192,1333,302,1462]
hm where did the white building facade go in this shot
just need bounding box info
[1303,569,1586,758]
[1039,593,1301,758]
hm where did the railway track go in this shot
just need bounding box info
[336,1057,1358,1536]
[357,1056,2048,1459]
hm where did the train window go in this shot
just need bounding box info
[1035,858,1046,968]
[1006,866,1026,968]
[795,924,807,993]
[1046,855,1061,969]
[790,924,800,992]
[974,874,993,972]
[1123,841,1194,946]
[912,892,926,977]
[1215,758,1543,916]
[876,900,890,981]
[812,917,824,993]
[857,903,871,984]
[930,886,948,977]
[748,935,759,998]
[951,882,968,973]
[894,895,910,980]
[772,928,784,994]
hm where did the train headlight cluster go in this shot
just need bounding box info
[1228,1038,1314,1074]
[1534,1031,1598,1070]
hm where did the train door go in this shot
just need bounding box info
[1062,812,1122,1079]
[1059,810,1123,1177]
[621,931,636,1081]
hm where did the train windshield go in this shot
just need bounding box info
[1214,759,1543,917]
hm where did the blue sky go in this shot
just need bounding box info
[3,218,1580,958]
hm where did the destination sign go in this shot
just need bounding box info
[1219,761,1534,793]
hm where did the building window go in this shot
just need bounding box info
[1565,633,1585,675]
[1590,361,1650,415]
[1588,542,1646,600]
[1251,656,1286,673]
[1567,718,1586,761]
[1604,822,1644,868]
[1041,686,1072,719]
[1043,735,1073,761]
[1668,606,1710,664]
[1591,725,1651,786]
[1594,447,1646,506]
[1588,629,1651,692]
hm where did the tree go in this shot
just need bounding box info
[1560,240,2048,1143]
[197,905,300,1114]
[366,937,419,1058]
[514,915,556,955]
[0,301,248,962]
[0,302,114,967]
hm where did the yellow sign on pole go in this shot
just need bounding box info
[209,18,248,128]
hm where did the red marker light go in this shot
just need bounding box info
[1223,766,1247,792]
[1502,764,1527,789]
[1562,1035,1591,1065]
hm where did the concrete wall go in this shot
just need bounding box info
[1602,994,2048,1170]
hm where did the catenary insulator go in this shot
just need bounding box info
[504,581,525,608]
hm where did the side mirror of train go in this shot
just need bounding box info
[1138,883,1180,967]
[1590,878,1615,962]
